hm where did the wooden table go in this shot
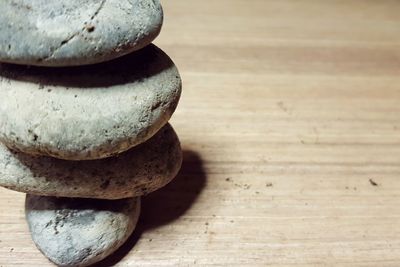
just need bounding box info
[1,0,400,266]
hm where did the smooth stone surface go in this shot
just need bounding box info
[0,44,181,160]
[0,0,163,66]
[0,124,182,199]
[26,195,140,267]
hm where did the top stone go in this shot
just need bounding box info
[0,0,163,66]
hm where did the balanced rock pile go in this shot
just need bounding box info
[0,1,182,266]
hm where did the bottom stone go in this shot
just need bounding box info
[25,195,140,267]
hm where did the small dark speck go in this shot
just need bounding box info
[85,25,95,32]
[230,220,234,223]
[74,95,78,98]
[277,101,288,112]
[47,89,52,92]
[149,239,152,242]
[33,134,38,141]
[369,179,379,187]
[205,222,209,226]
[266,183,273,187]
[9,248,13,252]
[225,177,231,182]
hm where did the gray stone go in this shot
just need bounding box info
[0,44,181,160]
[26,195,140,267]
[0,124,182,199]
[0,0,163,66]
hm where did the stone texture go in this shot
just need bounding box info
[26,195,140,267]
[0,124,182,199]
[0,44,181,160]
[0,0,163,66]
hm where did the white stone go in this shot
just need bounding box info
[0,44,181,160]
[26,195,140,267]
[0,124,182,199]
[0,0,163,66]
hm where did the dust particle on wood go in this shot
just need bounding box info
[369,179,379,187]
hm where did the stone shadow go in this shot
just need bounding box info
[93,150,207,267]
[0,44,172,88]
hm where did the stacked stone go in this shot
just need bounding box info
[0,1,182,266]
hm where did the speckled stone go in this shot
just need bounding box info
[0,124,181,199]
[0,0,163,66]
[0,44,181,160]
[26,195,140,267]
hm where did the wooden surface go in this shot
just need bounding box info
[1,0,400,266]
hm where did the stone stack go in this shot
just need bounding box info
[0,1,182,266]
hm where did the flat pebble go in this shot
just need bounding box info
[26,195,140,267]
[0,44,181,160]
[0,124,182,199]
[0,0,163,66]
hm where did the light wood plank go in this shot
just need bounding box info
[1,0,400,266]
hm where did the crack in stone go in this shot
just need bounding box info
[38,33,77,63]
[90,0,106,20]
[39,0,106,63]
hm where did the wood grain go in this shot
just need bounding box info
[1,0,400,266]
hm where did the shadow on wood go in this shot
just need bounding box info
[93,150,206,267]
